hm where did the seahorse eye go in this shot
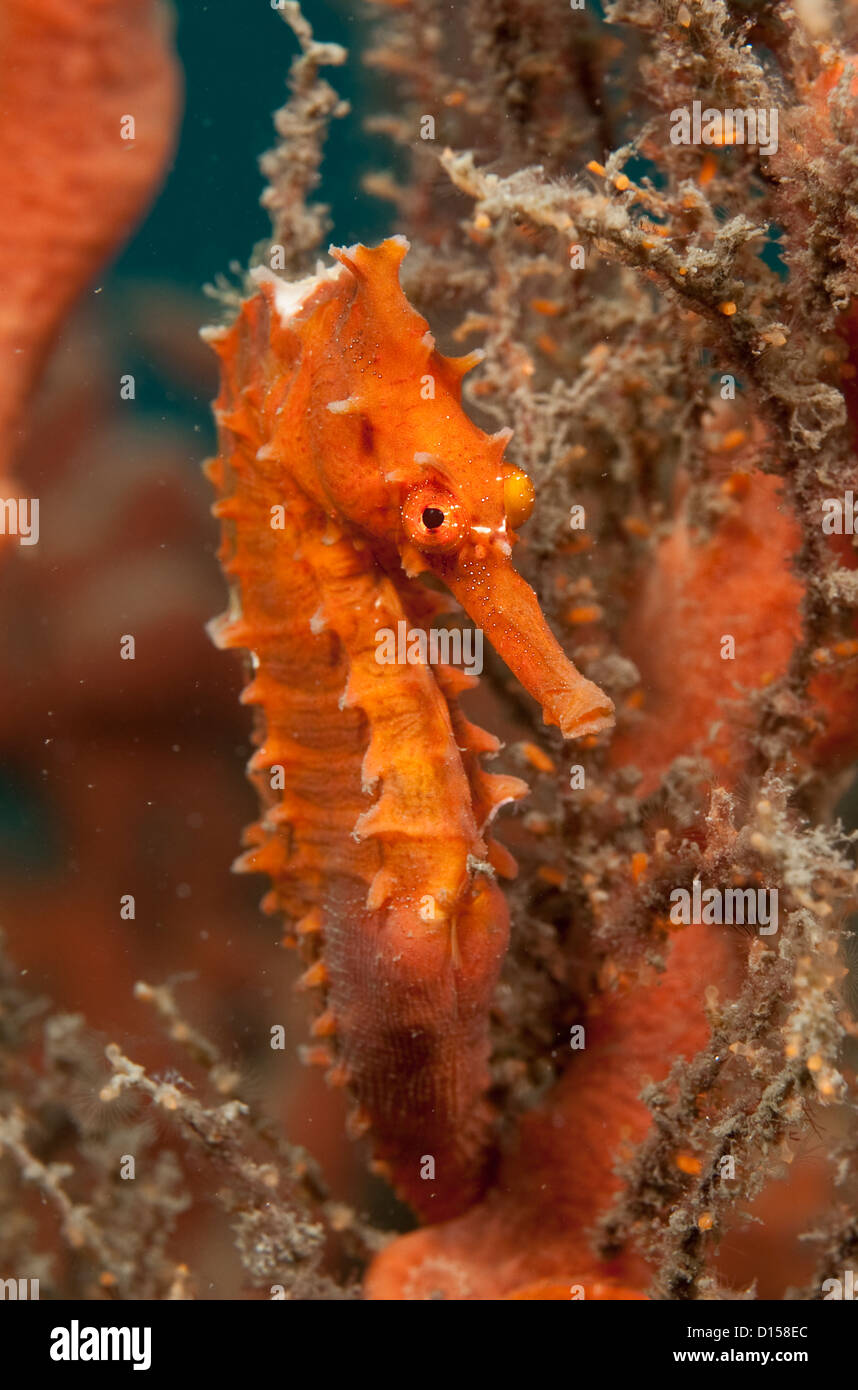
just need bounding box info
[402,484,465,553]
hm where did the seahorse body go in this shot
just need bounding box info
[205,237,613,1220]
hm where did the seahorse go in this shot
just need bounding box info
[204,237,614,1221]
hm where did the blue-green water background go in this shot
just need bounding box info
[113,0,392,435]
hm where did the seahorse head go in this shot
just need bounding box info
[261,237,614,740]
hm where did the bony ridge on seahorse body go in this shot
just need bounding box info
[204,235,614,1221]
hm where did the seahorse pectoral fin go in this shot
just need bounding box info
[438,550,615,741]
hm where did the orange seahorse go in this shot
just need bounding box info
[204,236,614,1220]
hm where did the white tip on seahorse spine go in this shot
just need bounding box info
[250,261,344,329]
[326,396,361,414]
[309,607,327,635]
[413,452,437,467]
[421,331,436,350]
